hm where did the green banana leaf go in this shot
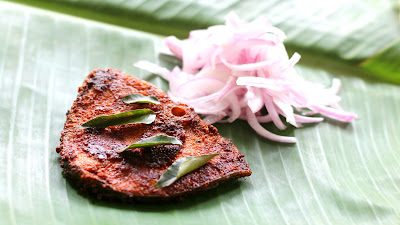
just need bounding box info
[1,1,399,225]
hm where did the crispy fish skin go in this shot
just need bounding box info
[57,68,251,201]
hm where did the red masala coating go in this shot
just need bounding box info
[57,68,251,201]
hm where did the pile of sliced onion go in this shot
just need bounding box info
[135,12,357,143]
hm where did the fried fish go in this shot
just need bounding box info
[57,68,251,201]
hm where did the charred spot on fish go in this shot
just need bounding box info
[87,82,94,90]
[86,70,116,92]
[84,127,104,135]
[238,154,246,163]
[207,125,218,134]
[155,121,185,137]
[121,145,180,168]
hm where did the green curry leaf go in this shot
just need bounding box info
[118,134,182,153]
[80,109,156,128]
[122,93,160,104]
[155,153,219,188]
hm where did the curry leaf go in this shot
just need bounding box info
[80,109,155,128]
[118,134,182,153]
[155,154,219,188]
[122,93,160,104]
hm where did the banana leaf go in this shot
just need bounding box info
[1,1,400,225]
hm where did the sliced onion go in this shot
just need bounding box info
[256,115,272,123]
[202,113,226,124]
[245,87,264,113]
[263,94,286,130]
[309,105,358,122]
[274,99,297,128]
[236,76,286,92]
[224,93,241,123]
[174,77,226,99]
[246,108,297,143]
[134,61,171,81]
[328,78,342,94]
[294,114,324,123]
[164,36,183,59]
[221,57,274,71]
[134,12,357,143]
